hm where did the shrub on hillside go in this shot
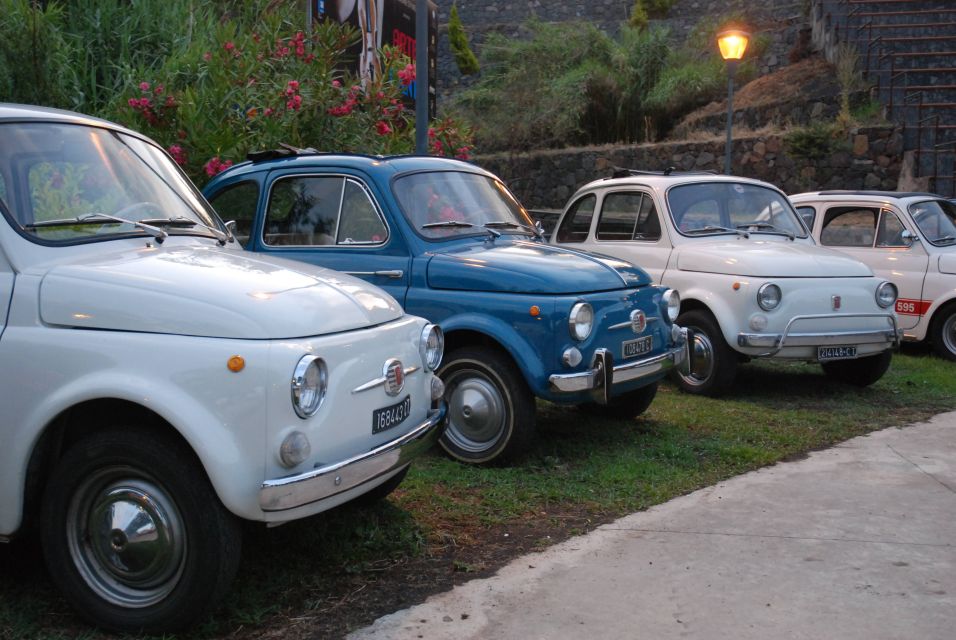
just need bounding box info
[449,3,480,76]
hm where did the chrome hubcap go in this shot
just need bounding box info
[680,328,715,386]
[445,372,506,453]
[943,314,956,357]
[68,468,186,607]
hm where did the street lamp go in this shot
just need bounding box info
[717,29,750,175]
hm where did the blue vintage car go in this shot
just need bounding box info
[204,152,690,463]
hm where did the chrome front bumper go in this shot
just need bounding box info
[259,404,446,512]
[737,312,901,357]
[549,327,691,404]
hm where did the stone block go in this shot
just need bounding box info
[852,134,869,156]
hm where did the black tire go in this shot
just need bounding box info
[40,427,242,634]
[821,350,893,386]
[437,345,536,464]
[929,304,956,361]
[580,382,658,419]
[351,466,410,506]
[672,309,738,396]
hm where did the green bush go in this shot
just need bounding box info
[642,0,676,18]
[784,121,846,161]
[449,3,479,76]
[0,0,77,107]
[629,1,648,30]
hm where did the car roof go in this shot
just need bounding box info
[0,102,142,138]
[576,170,783,193]
[791,190,942,201]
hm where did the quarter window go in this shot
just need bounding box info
[208,181,259,248]
[875,210,907,247]
[555,194,596,243]
[820,207,878,247]
[795,206,816,230]
[596,191,661,241]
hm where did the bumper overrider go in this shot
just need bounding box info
[737,312,901,357]
[549,326,692,405]
[259,403,447,512]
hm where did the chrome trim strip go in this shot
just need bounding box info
[549,328,690,397]
[259,404,446,511]
[736,312,900,357]
[609,316,659,331]
[344,270,404,279]
[352,365,420,394]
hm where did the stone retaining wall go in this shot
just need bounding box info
[476,125,903,209]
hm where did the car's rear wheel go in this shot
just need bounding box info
[930,304,956,361]
[580,382,658,419]
[437,346,535,464]
[821,350,892,386]
[673,309,737,396]
[40,427,242,634]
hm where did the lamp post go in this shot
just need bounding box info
[717,29,750,175]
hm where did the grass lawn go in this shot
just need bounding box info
[2,350,954,639]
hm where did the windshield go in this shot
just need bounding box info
[667,181,808,238]
[392,171,536,240]
[909,199,956,246]
[0,121,223,244]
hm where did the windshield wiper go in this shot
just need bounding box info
[735,222,795,240]
[932,234,956,245]
[684,225,749,238]
[421,220,475,230]
[484,220,542,239]
[25,213,168,241]
[141,216,230,245]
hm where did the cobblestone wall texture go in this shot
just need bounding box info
[476,125,903,210]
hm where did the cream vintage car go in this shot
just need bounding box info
[0,104,446,633]
[550,170,901,395]
[790,191,956,361]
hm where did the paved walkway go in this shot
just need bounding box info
[350,412,956,640]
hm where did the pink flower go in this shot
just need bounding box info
[224,41,235,51]
[332,79,342,88]
[203,52,212,61]
[154,84,164,95]
[204,156,233,177]
[167,144,188,166]
[127,98,138,108]
[398,63,416,86]
[139,81,150,92]
[375,121,392,136]
[287,80,299,91]
[286,94,302,111]
[264,107,275,117]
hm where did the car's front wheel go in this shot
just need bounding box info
[930,303,956,361]
[437,346,536,464]
[580,382,659,419]
[673,309,738,396]
[821,350,892,386]
[40,427,242,634]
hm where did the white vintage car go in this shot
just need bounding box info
[0,104,446,633]
[790,191,956,361]
[550,170,901,395]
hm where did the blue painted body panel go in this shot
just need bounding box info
[204,154,676,402]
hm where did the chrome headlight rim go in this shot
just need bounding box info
[757,283,782,311]
[291,355,328,419]
[662,289,680,323]
[569,302,594,342]
[876,281,898,309]
[419,323,444,371]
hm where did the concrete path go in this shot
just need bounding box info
[350,412,956,640]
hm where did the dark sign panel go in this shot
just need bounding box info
[311,0,437,117]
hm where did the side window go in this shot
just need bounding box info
[208,181,259,248]
[265,176,343,246]
[820,207,878,247]
[796,206,816,230]
[556,194,596,243]
[337,179,387,244]
[875,209,906,247]
[596,192,661,241]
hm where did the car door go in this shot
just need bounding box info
[589,189,673,283]
[258,171,411,305]
[816,203,929,329]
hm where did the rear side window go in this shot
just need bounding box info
[596,191,661,241]
[208,181,259,248]
[820,207,878,247]
[556,194,596,243]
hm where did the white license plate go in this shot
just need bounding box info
[372,395,411,434]
[818,345,857,361]
[622,335,653,359]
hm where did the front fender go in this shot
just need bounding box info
[667,276,745,349]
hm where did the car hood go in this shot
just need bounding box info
[675,239,873,277]
[38,245,403,339]
[426,239,652,293]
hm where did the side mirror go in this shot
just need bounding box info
[901,229,919,245]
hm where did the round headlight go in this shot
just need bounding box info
[876,281,898,308]
[420,324,444,371]
[757,283,782,311]
[662,289,680,323]
[569,302,594,341]
[279,431,311,468]
[291,355,328,418]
